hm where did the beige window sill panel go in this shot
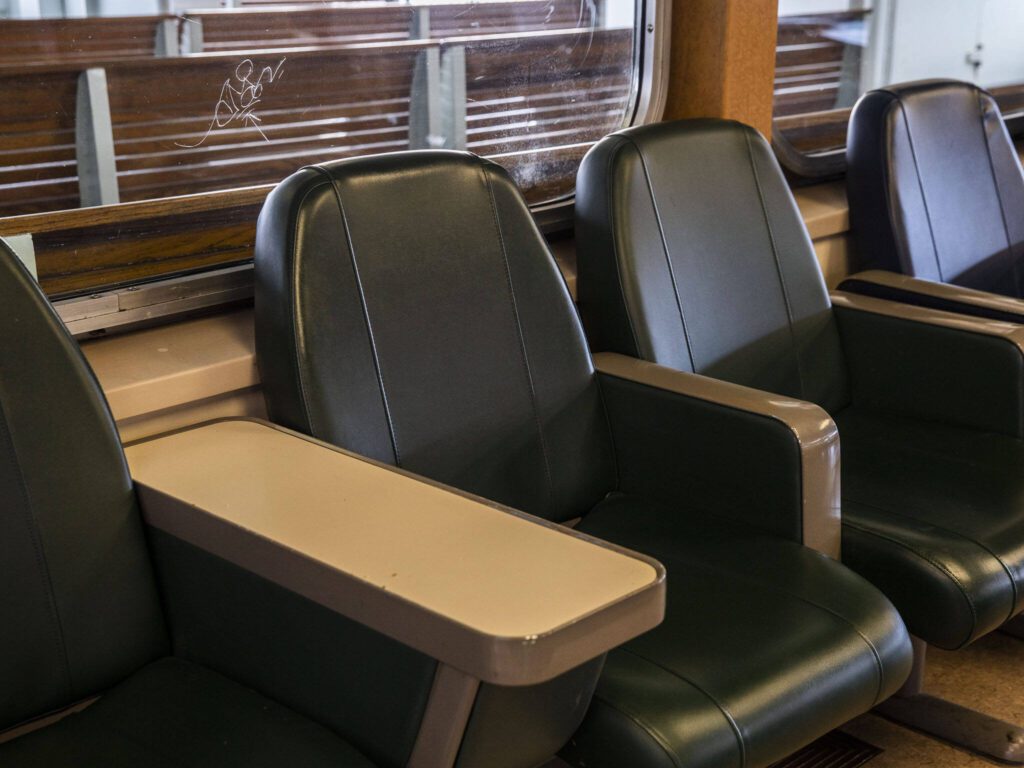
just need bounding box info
[80,184,853,441]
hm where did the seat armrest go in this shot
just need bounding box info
[125,418,665,687]
[594,353,840,559]
[839,270,1024,324]
[831,291,1024,438]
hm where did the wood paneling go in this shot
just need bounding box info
[0,186,268,296]
[663,0,779,137]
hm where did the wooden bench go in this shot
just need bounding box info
[0,137,587,300]
[185,0,592,53]
[0,15,177,66]
[104,41,432,202]
[460,27,633,193]
[0,67,82,215]
[0,40,430,215]
[774,11,869,117]
[0,25,630,217]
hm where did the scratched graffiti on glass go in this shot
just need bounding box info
[177,58,286,148]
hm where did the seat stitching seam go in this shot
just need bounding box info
[616,646,747,767]
[896,100,944,282]
[482,164,555,511]
[286,172,329,436]
[669,548,887,706]
[975,89,1023,296]
[744,129,808,399]
[588,691,684,768]
[0,397,74,698]
[844,521,978,643]
[604,139,643,356]
[593,373,623,492]
[317,165,402,465]
[846,498,1019,622]
[626,137,697,372]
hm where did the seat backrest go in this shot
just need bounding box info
[255,150,614,522]
[847,79,1024,297]
[576,119,849,412]
[0,245,166,731]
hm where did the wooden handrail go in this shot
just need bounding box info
[0,185,272,237]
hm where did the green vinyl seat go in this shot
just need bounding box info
[575,118,1024,652]
[254,149,913,768]
[567,493,910,768]
[844,80,1024,314]
[0,234,608,768]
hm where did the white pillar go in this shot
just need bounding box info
[13,0,42,19]
[63,0,87,17]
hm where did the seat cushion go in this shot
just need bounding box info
[563,494,911,768]
[836,408,1024,650]
[0,657,377,767]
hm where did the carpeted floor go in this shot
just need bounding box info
[842,631,1024,767]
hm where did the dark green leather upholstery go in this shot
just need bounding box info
[0,658,376,768]
[575,118,1024,650]
[255,150,913,768]
[0,243,167,731]
[567,494,911,768]
[1,241,584,768]
[847,80,1024,297]
[255,152,613,523]
[149,529,437,768]
[0,244,392,766]
[835,409,1024,650]
[576,120,849,414]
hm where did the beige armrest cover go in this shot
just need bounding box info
[831,291,1024,350]
[842,270,1024,319]
[125,418,665,686]
[594,352,841,559]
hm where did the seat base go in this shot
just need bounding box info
[876,694,1024,764]
[1000,615,1024,641]
[562,494,913,768]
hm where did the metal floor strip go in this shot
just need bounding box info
[769,731,883,768]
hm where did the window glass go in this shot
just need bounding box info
[0,0,639,296]
[774,0,1024,174]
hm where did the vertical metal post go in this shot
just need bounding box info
[409,47,442,149]
[409,6,430,39]
[2,234,37,280]
[154,18,180,57]
[13,0,41,18]
[75,68,120,208]
[410,45,467,150]
[181,16,205,54]
[440,45,467,150]
[406,664,480,768]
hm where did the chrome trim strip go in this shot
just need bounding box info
[54,265,253,337]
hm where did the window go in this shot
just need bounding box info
[0,0,653,299]
[773,0,1024,179]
